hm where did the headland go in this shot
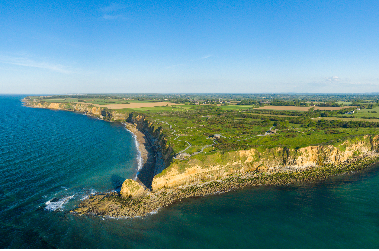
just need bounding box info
[22,94,379,218]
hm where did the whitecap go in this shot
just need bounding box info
[90,188,97,195]
[45,195,74,211]
[123,124,143,179]
[80,188,97,200]
[148,208,160,215]
[81,195,89,200]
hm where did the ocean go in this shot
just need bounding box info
[1,95,379,248]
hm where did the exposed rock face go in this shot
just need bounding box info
[120,179,146,198]
[26,101,127,121]
[126,113,174,169]
[74,153,379,218]
[152,135,379,190]
[125,113,175,188]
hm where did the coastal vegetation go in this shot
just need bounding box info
[23,93,379,217]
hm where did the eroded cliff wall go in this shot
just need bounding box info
[152,135,379,190]
[126,113,175,173]
[27,101,129,121]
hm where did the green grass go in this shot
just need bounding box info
[42,98,79,103]
[336,101,353,105]
[218,105,257,110]
[27,94,379,161]
[353,106,379,119]
[320,116,379,122]
[79,98,130,105]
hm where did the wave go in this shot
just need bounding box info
[122,123,143,180]
[80,188,98,200]
[45,195,74,211]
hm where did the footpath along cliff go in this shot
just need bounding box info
[24,100,379,218]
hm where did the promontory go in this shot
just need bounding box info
[23,93,379,217]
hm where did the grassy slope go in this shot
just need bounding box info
[27,95,379,159]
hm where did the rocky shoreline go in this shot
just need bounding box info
[122,122,165,189]
[123,122,148,176]
[72,154,379,218]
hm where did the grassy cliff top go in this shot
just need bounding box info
[25,94,379,160]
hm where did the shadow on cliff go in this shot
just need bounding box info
[111,175,125,192]
[137,132,166,189]
[135,134,157,189]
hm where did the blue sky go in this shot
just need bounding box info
[1,0,378,94]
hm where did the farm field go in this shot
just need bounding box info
[353,106,379,119]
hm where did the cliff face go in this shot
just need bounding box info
[25,101,174,187]
[126,113,175,175]
[27,101,128,121]
[30,102,100,115]
[152,135,379,190]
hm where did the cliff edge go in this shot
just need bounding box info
[74,135,379,218]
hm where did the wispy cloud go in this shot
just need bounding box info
[100,3,127,20]
[326,76,340,82]
[0,56,72,74]
[201,55,212,59]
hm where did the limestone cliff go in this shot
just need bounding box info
[120,179,146,198]
[126,113,174,170]
[152,135,379,190]
[25,101,129,122]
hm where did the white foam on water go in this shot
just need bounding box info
[45,195,75,211]
[123,123,143,180]
[81,195,89,200]
[148,208,160,215]
[80,188,98,200]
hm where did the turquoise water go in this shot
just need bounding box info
[1,95,379,248]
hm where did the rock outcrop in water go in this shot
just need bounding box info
[72,135,379,218]
[120,179,146,199]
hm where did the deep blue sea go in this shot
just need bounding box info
[1,95,379,248]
